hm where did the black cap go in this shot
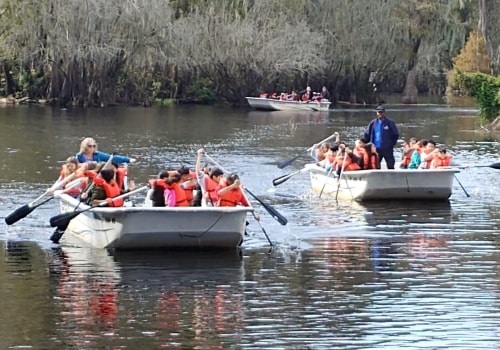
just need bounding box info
[376,105,385,112]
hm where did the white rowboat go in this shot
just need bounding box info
[306,164,460,201]
[56,192,253,250]
[246,97,330,112]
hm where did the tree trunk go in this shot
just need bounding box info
[401,37,421,104]
[2,61,17,95]
[478,0,499,74]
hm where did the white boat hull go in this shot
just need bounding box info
[306,164,460,201]
[246,97,330,112]
[57,194,253,250]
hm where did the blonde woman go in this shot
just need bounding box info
[76,137,136,164]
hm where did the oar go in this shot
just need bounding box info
[239,185,273,247]
[335,154,349,201]
[319,167,335,198]
[5,177,80,225]
[454,175,470,197]
[244,188,288,226]
[456,162,500,170]
[277,133,338,169]
[204,153,288,226]
[272,167,311,187]
[49,185,149,232]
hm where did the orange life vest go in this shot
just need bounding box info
[59,168,85,196]
[335,153,361,171]
[93,177,123,207]
[171,183,189,207]
[400,147,414,169]
[430,154,452,168]
[204,176,220,204]
[218,188,248,207]
[115,167,127,190]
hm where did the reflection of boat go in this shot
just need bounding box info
[360,199,454,226]
[53,246,245,348]
[56,192,253,250]
[246,97,330,111]
[57,245,245,285]
[306,164,460,201]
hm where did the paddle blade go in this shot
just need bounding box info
[272,173,293,187]
[5,205,32,225]
[50,228,66,244]
[245,189,288,226]
[273,171,298,187]
[489,162,500,170]
[49,211,81,229]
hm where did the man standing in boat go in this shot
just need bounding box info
[363,106,399,169]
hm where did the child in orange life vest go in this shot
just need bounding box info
[419,140,438,169]
[149,171,169,207]
[177,165,198,206]
[400,137,418,169]
[51,156,85,198]
[430,147,452,169]
[327,144,361,176]
[217,173,250,207]
[355,141,380,170]
[311,132,340,166]
[162,173,189,207]
[112,162,135,192]
[85,168,124,207]
[195,148,224,206]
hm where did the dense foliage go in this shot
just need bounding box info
[0,0,496,107]
[455,72,500,123]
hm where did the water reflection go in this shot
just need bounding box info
[49,246,245,349]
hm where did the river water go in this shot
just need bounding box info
[0,104,499,349]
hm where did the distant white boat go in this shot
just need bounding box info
[306,164,460,201]
[56,192,253,250]
[246,97,330,112]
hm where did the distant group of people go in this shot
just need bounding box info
[312,105,453,174]
[260,86,331,102]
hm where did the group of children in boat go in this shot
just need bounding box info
[312,133,453,176]
[51,138,250,209]
[260,86,331,102]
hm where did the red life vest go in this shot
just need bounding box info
[93,177,123,207]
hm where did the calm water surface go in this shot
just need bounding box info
[0,104,499,349]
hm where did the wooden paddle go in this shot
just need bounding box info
[5,177,80,225]
[277,133,338,169]
[204,153,288,226]
[272,167,311,187]
[49,185,149,232]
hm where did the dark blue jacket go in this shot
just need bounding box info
[364,117,399,150]
[76,151,131,164]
